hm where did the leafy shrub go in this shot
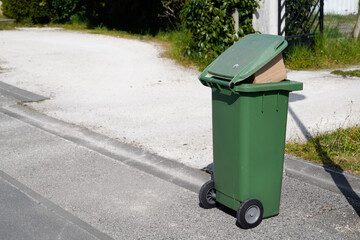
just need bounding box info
[1,0,181,32]
[30,0,52,23]
[1,0,85,24]
[2,0,51,23]
[2,0,31,21]
[180,0,258,66]
[50,0,86,23]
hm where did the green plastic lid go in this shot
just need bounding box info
[199,34,288,87]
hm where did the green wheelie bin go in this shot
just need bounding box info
[198,34,303,229]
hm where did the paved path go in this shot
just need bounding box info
[1,28,359,169]
[0,87,359,239]
[0,28,360,238]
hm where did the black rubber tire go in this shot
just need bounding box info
[199,180,216,209]
[236,198,263,229]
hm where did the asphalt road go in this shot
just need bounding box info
[0,79,359,239]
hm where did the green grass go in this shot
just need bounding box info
[285,28,360,70]
[0,22,32,30]
[286,126,360,175]
[49,22,154,40]
[331,69,360,77]
[324,14,358,27]
[155,30,203,68]
[285,13,360,70]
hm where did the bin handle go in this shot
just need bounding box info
[198,60,235,89]
[274,40,286,51]
[199,74,231,88]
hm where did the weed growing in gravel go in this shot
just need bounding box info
[155,30,202,68]
[0,21,30,30]
[285,126,360,175]
[331,69,360,78]
[324,14,358,30]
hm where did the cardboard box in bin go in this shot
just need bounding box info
[244,53,286,84]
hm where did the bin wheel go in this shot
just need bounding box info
[199,180,216,209]
[236,198,263,229]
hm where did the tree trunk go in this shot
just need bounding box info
[354,2,360,40]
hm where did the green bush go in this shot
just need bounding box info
[2,0,31,21]
[50,0,86,23]
[180,0,258,66]
[2,0,51,23]
[1,0,182,32]
[30,0,52,23]
[1,0,86,24]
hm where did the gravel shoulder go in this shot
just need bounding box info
[0,28,359,169]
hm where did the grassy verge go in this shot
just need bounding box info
[331,69,360,77]
[285,29,360,70]
[155,30,206,68]
[324,14,358,27]
[50,22,153,39]
[285,126,360,175]
[285,14,360,70]
[0,19,34,30]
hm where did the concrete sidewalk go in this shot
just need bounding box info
[1,80,360,239]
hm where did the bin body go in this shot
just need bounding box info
[211,81,297,218]
[198,34,303,223]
